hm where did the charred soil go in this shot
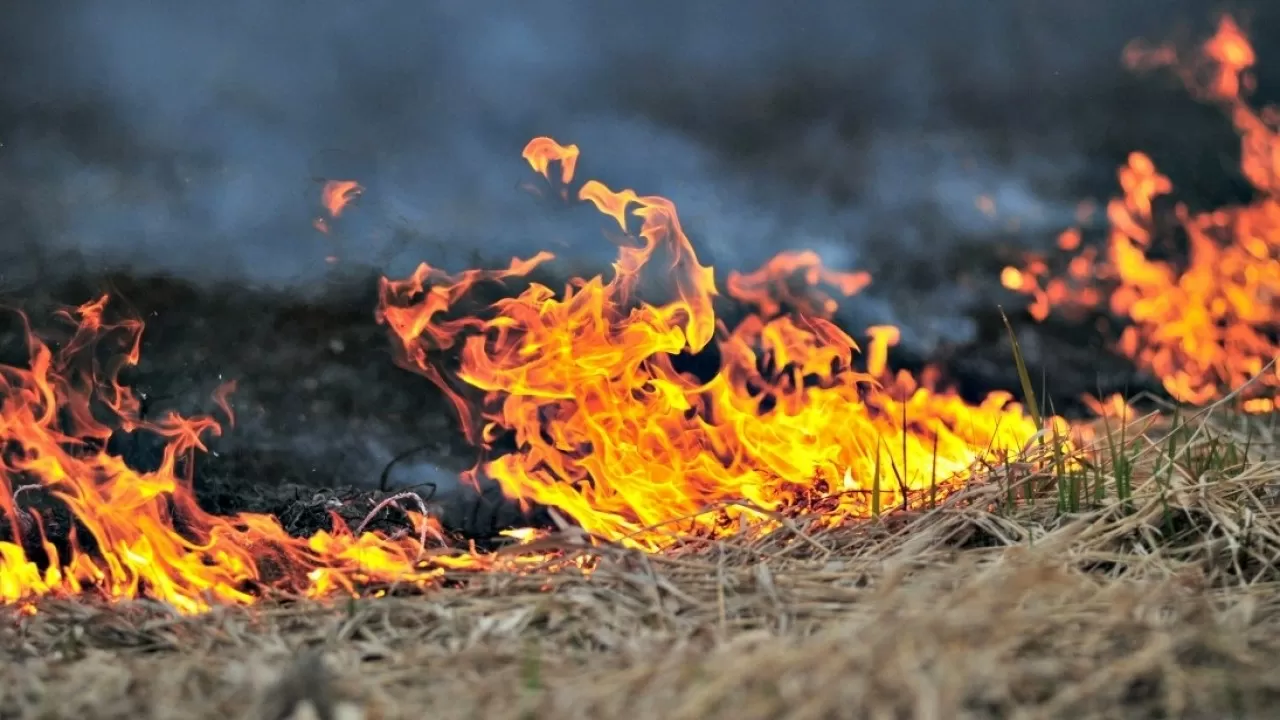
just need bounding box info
[0,258,1154,548]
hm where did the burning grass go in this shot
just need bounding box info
[4,407,1280,719]
[3,12,1280,718]
[0,133,1067,610]
[1003,15,1280,414]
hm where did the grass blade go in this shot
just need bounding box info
[998,306,1042,430]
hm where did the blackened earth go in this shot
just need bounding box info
[0,256,1159,548]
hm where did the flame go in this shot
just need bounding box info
[313,180,364,234]
[1004,16,1280,410]
[379,137,1051,550]
[0,297,591,613]
[321,180,363,218]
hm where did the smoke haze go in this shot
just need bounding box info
[0,0,1272,349]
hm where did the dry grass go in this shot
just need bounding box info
[4,409,1280,719]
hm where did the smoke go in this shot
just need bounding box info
[0,0,1263,350]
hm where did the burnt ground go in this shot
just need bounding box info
[0,248,1158,547]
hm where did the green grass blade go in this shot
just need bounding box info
[998,306,1042,430]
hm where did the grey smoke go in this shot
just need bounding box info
[0,0,1259,351]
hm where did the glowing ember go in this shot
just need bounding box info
[378,137,1050,550]
[1003,16,1280,412]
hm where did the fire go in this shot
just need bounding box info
[0,297,585,613]
[378,137,1051,550]
[724,250,871,319]
[313,179,364,234]
[32,28,1251,613]
[321,180,363,218]
[1003,16,1280,411]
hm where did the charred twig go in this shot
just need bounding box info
[353,491,444,556]
[11,483,41,503]
[9,483,42,535]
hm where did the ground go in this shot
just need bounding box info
[5,413,1280,719]
[2,385,1279,717]
[0,191,1260,719]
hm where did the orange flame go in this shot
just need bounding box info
[1004,15,1280,411]
[725,250,871,318]
[0,297,586,613]
[379,138,1051,550]
[321,180,363,218]
[313,180,364,234]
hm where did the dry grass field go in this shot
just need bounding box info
[4,407,1280,719]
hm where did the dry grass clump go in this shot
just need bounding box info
[3,407,1280,719]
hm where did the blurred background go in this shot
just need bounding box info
[0,1,1273,525]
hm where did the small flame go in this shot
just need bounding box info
[313,180,364,234]
[321,180,363,218]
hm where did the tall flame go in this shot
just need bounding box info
[379,138,1049,550]
[1003,16,1280,413]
